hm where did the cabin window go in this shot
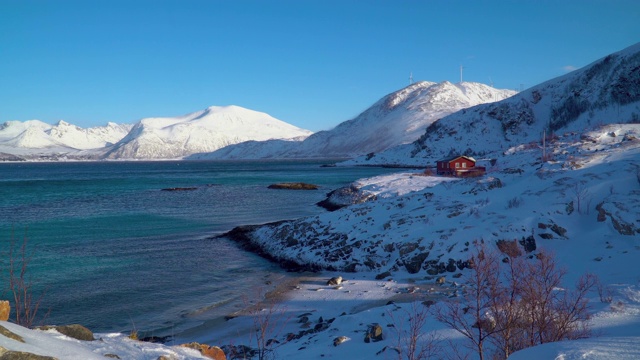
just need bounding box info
[462,163,466,168]
[455,163,460,168]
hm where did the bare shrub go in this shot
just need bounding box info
[507,197,523,209]
[244,288,291,360]
[3,229,48,328]
[436,243,597,360]
[435,242,502,360]
[572,182,591,214]
[596,281,613,304]
[387,302,441,360]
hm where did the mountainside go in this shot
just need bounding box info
[349,42,640,166]
[104,105,312,159]
[217,124,640,359]
[192,81,515,160]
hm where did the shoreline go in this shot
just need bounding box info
[170,262,456,348]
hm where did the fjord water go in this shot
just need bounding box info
[0,160,403,337]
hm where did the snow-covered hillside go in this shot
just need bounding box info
[0,120,132,160]
[193,81,515,160]
[213,123,640,359]
[105,105,312,160]
[349,42,640,167]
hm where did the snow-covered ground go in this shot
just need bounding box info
[191,123,639,359]
[1,125,639,359]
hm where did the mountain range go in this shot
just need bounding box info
[189,81,515,160]
[0,82,514,161]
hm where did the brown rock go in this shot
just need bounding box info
[267,183,318,190]
[0,302,9,322]
[0,346,57,360]
[0,325,24,343]
[36,325,94,341]
[180,343,226,360]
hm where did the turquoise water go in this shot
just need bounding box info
[0,160,403,337]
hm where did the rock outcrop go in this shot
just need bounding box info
[0,301,9,322]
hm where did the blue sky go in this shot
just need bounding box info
[1,0,639,131]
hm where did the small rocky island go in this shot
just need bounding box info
[267,182,319,190]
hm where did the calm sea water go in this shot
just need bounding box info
[0,160,402,337]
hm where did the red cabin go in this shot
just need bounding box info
[436,155,485,177]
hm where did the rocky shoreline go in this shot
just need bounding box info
[216,222,326,273]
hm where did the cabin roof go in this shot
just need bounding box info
[437,155,476,163]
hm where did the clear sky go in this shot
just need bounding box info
[1,0,639,131]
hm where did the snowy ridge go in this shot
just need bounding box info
[349,42,640,167]
[105,105,313,159]
[0,120,132,159]
[195,81,515,159]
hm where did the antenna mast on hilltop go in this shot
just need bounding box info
[460,65,464,83]
[409,72,413,85]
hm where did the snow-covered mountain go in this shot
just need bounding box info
[349,42,640,166]
[0,120,132,159]
[104,105,312,160]
[191,81,515,160]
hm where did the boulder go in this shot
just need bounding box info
[37,324,94,341]
[0,347,57,360]
[180,343,226,360]
[0,325,24,343]
[317,185,376,211]
[0,301,9,321]
[326,276,343,286]
[364,323,383,343]
[333,336,349,346]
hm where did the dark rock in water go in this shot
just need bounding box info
[317,185,377,211]
[268,182,319,190]
[161,187,197,191]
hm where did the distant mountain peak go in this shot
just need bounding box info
[104,105,312,159]
[196,81,516,160]
[351,42,640,166]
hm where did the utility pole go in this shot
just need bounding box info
[542,129,546,161]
